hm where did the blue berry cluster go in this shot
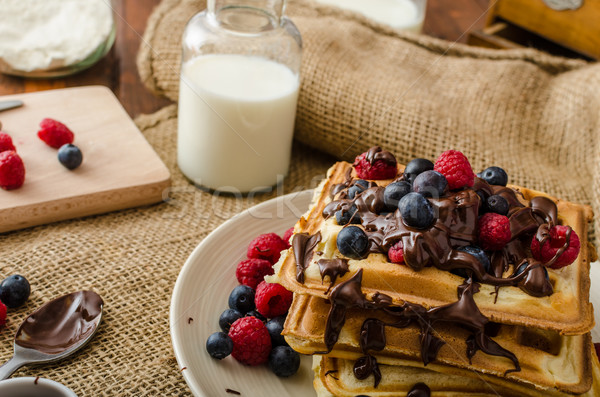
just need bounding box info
[206,284,301,377]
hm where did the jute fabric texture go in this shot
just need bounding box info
[0,105,334,395]
[137,0,600,244]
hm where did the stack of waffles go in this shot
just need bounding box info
[268,148,598,396]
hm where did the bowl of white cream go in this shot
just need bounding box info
[0,0,116,78]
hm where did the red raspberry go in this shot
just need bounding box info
[247,233,288,264]
[531,225,580,269]
[282,227,294,248]
[228,316,271,366]
[254,281,293,318]
[353,147,397,180]
[37,118,74,149]
[0,301,6,328]
[0,151,25,190]
[434,150,475,190]
[388,240,404,264]
[0,132,16,153]
[595,343,600,361]
[478,213,511,250]
[236,258,274,290]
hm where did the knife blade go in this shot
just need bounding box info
[0,100,23,112]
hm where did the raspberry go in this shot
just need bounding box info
[531,225,580,269]
[228,316,271,366]
[37,118,74,149]
[388,240,404,264]
[236,259,274,289]
[595,343,600,361]
[282,227,294,248]
[255,281,293,318]
[434,150,475,190]
[353,147,397,180]
[247,233,288,264]
[0,301,6,328]
[0,151,25,190]
[478,213,511,251]
[0,132,16,153]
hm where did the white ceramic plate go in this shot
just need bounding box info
[171,189,600,396]
[170,190,316,397]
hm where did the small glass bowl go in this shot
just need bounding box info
[0,3,116,79]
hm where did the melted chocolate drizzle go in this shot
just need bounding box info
[292,232,322,283]
[323,177,558,297]
[317,258,349,293]
[364,146,397,166]
[323,269,520,387]
[408,383,431,397]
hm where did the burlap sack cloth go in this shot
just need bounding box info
[0,0,598,396]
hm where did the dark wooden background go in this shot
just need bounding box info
[0,0,490,118]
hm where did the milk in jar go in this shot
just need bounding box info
[177,54,299,193]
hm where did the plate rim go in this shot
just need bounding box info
[169,189,314,396]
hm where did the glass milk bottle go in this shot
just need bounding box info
[177,0,302,193]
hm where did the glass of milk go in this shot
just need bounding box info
[315,0,426,33]
[178,0,302,193]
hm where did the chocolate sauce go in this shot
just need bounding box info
[364,146,397,166]
[15,291,103,355]
[353,355,382,387]
[317,258,349,293]
[323,175,556,296]
[292,232,322,283]
[407,383,430,397]
[324,270,520,386]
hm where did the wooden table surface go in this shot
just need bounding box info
[0,0,490,119]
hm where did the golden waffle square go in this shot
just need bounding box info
[313,351,600,397]
[285,293,593,395]
[270,161,595,334]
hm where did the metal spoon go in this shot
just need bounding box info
[0,290,103,380]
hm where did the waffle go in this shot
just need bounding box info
[313,349,600,397]
[270,161,595,334]
[285,293,593,395]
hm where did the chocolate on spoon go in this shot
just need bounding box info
[0,290,103,380]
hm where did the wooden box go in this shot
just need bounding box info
[468,0,600,60]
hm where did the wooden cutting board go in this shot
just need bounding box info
[0,86,171,233]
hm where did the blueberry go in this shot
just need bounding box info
[383,181,412,211]
[268,345,301,377]
[336,226,369,259]
[228,285,255,314]
[206,332,233,360]
[486,195,509,216]
[452,246,491,278]
[0,275,30,308]
[347,185,365,200]
[399,192,435,229]
[515,263,549,280]
[335,204,360,225]
[412,170,448,198]
[219,308,243,332]
[403,158,434,185]
[57,144,83,170]
[354,179,370,189]
[478,166,508,186]
[266,316,288,347]
[245,310,267,323]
